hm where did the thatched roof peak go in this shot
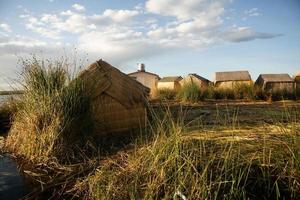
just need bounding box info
[159,76,182,82]
[128,70,160,79]
[294,71,300,77]
[215,71,251,82]
[258,74,294,83]
[78,59,149,108]
[187,73,211,82]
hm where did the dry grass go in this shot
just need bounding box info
[178,81,202,102]
[156,83,299,102]
[75,108,300,200]
[5,56,93,164]
[155,88,177,100]
[4,91,300,199]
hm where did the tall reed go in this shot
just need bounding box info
[6,57,92,163]
[155,88,177,100]
[178,81,201,102]
[155,83,299,102]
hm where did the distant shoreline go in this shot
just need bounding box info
[0,91,24,95]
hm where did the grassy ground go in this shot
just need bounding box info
[1,93,300,199]
[151,100,300,128]
[74,104,300,200]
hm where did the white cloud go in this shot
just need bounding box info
[0,1,285,90]
[134,4,143,11]
[72,3,86,12]
[60,10,75,16]
[25,16,61,39]
[0,35,71,90]
[56,13,89,33]
[244,8,261,17]
[144,0,278,49]
[78,27,169,65]
[146,0,227,20]
[22,7,140,39]
[0,53,23,85]
[223,26,281,42]
[19,14,30,18]
[0,34,71,58]
[4,1,281,72]
[0,35,47,54]
[90,9,139,26]
[0,23,12,32]
[41,14,61,23]
[23,12,94,38]
[102,9,139,22]
[144,0,226,48]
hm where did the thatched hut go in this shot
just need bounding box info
[215,71,252,89]
[294,71,300,90]
[157,76,183,91]
[128,63,160,97]
[78,60,150,135]
[255,74,295,92]
[180,73,211,88]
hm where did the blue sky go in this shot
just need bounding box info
[0,0,299,89]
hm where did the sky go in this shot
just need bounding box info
[0,0,300,89]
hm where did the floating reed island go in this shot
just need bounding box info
[0,56,299,199]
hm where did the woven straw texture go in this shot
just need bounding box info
[79,59,149,135]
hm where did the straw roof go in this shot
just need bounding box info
[215,71,251,82]
[128,70,160,78]
[188,73,210,82]
[159,76,183,82]
[294,72,300,84]
[294,71,300,77]
[79,59,150,109]
[258,74,294,83]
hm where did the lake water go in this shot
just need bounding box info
[1,95,30,199]
[0,95,20,105]
[0,96,11,105]
[0,96,7,104]
[0,153,30,200]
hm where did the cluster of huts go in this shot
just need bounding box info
[78,60,299,135]
[128,63,300,96]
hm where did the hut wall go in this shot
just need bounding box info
[129,73,159,97]
[295,77,300,90]
[174,82,181,91]
[215,80,251,89]
[254,77,264,87]
[181,76,208,88]
[264,82,295,92]
[158,82,175,90]
[91,93,146,135]
[157,81,181,91]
